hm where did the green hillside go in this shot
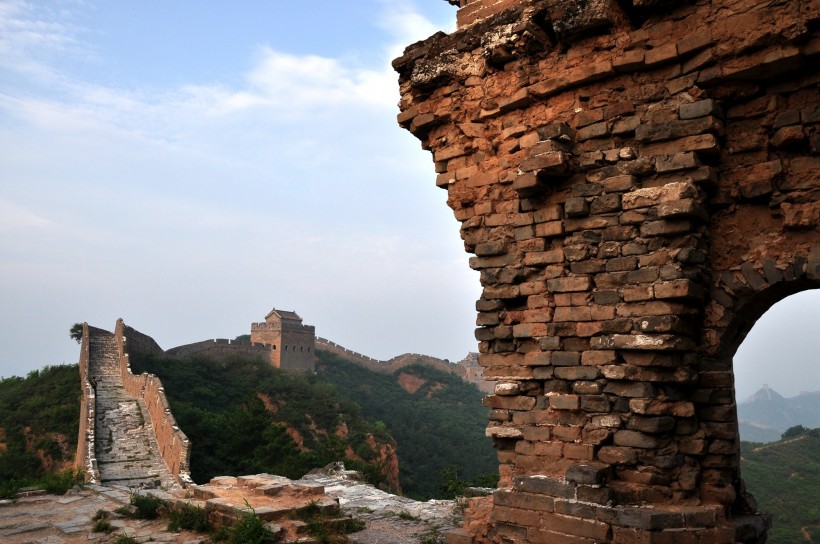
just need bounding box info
[130,353,396,490]
[0,365,81,497]
[741,428,820,544]
[315,349,497,499]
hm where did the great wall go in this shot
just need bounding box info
[394,0,820,543]
[73,309,495,495]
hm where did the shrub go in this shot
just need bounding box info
[127,491,166,519]
[227,504,278,544]
[111,536,140,544]
[42,469,83,495]
[167,502,211,533]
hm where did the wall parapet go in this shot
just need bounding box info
[164,338,271,361]
[75,323,101,483]
[115,319,192,487]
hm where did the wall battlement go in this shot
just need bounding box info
[395,0,820,542]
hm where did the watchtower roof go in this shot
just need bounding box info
[265,309,303,323]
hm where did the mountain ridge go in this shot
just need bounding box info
[738,385,820,442]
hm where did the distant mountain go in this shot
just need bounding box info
[738,385,820,442]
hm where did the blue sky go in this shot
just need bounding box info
[0,0,817,399]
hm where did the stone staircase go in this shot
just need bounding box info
[88,331,178,489]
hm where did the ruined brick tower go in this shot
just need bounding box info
[251,309,316,373]
[395,0,820,543]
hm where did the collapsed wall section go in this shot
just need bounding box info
[395,1,820,543]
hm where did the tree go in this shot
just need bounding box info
[69,323,83,344]
[781,425,809,440]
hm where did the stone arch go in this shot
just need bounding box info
[394,1,819,543]
[714,276,820,363]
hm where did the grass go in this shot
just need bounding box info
[91,509,114,533]
[166,502,211,533]
[296,500,364,543]
[0,468,83,499]
[128,491,167,519]
[221,501,279,544]
[420,530,444,544]
[397,511,420,521]
[91,510,114,533]
[112,536,140,544]
[114,491,167,520]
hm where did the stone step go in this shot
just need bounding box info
[87,333,177,490]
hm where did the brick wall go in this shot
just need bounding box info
[115,319,193,486]
[74,323,101,483]
[455,0,521,27]
[395,1,820,542]
[164,338,272,361]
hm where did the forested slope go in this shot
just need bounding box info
[130,353,398,491]
[316,349,497,499]
[741,428,820,544]
[0,365,81,497]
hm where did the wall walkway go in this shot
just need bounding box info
[76,322,190,489]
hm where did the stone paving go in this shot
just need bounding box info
[302,469,461,544]
[88,332,177,489]
[0,472,464,544]
[0,486,204,544]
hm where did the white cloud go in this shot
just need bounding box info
[0,197,53,234]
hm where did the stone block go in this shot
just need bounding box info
[645,42,678,66]
[616,507,687,531]
[640,219,692,237]
[566,463,611,485]
[577,121,609,141]
[524,249,566,265]
[520,151,570,174]
[494,489,555,512]
[771,125,805,149]
[514,475,576,499]
[654,279,703,299]
[484,394,537,411]
[629,399,694,417]
[612,115,641,135]
[679,99,721,120]
[475,240,506,256]
[735,159,781,199]
[626,415,676,434]
[603,381,654,398]
[513,322,548,338]
[655,152,699,173]
[613,430,667,449]
[636,116,722,143]
[599,446,637,465]
[641,134,719,158]
[550,394,581,410]
[486,425,524,439]
[548,276,592,292]
[612,45,645,70]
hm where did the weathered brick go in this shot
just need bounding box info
[548,277,592,292]
[613,430,668,449]
[484,395,537,411]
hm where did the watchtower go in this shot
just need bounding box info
[251,309,316,373]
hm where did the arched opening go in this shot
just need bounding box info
[730,289,820,543]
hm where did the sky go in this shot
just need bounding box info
[0,1,817,400]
